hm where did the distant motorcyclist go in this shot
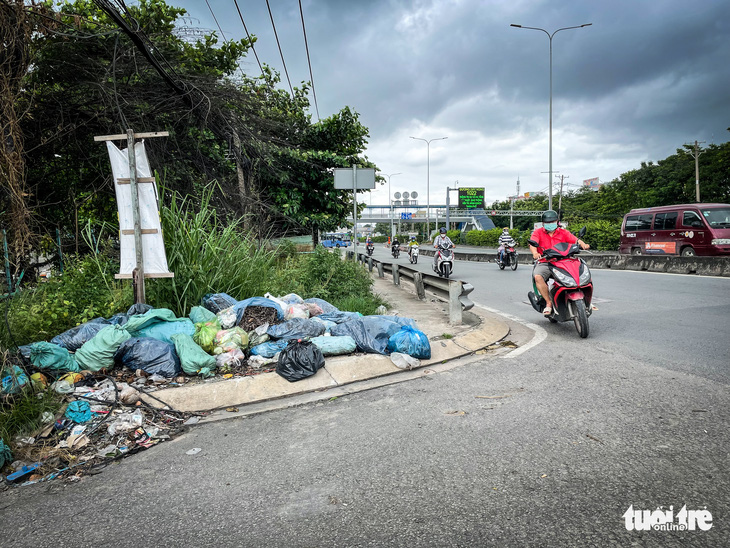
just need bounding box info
[407,236,419,257]
[497,227,516,264]
[391,237,400,255]
[433,227,454,270]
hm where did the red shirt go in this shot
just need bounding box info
[530,227,578,262]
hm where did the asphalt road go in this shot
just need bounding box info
[1,247,728,547]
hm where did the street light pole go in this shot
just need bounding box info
[510,23,591,211]
[410,136,448,240]
[383,172,402,240]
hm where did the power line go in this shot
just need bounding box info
[232,0,263,75]
[298,0,319,120]
[204,0,246,81]
[265,0,294,96]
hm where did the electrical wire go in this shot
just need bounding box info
[232,0,263,75]
[298,0,320,120]
[265,0,294,96]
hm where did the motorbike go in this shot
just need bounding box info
[527,227,593,338]
[391,244,400,259]
[433,242,454,278]
[497,242,518,271]
[408,244,419,264]
[366,243,374,257]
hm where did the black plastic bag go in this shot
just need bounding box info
[127,303,153,316]
[330,317,403,354]
[201,293,238,314]
[267,318,326,340]
[113,337,181,378]
[51,318,110,352]
[276,341,325,382]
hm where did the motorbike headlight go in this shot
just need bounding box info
[579,263,592,285]
[552,268,577,287]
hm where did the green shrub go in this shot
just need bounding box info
[568,220,621,251]
[0,378,63,447]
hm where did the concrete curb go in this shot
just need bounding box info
[141,306,509,414]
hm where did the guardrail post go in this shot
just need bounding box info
[448,280,463,325]
[368,257,373,272]
[393,264,400,286]
[377,262,384,278]
[413,272,425,299]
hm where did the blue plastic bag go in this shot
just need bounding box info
[1,366,29,394]
[330,317,403,354]
[267,318,326,340]
[367,315,418,329]
[201,293,238,314]
[310,336,357,356]
[113,337,181,378]
[125,308,195,344]
[65,400,92,423]
[51,318,110,351]
[318,311,363,324]
[250,339,289,358]
[233,297,285,326]
[29,342,80,373]
[387,325,431,359]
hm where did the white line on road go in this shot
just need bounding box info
[474,301,548,359]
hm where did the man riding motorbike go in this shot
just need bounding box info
[497,227,515,264]
[407,236,419,258]
[391,237,401,257]
[433,227,454,270]
[529,210,590,315]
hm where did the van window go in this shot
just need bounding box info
[654,212,677,230]
[682,211,704,228]
[701,207,730,228]
[625,214,653,231]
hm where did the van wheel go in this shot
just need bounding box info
[680,246,695,257]
[631,247,642,256]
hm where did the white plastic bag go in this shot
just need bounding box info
[390,352,420,370]
[285,304,310,320]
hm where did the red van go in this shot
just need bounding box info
[619,203,730,256]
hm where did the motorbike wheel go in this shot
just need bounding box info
[510,257,518,270]
[414,256,417,264]
[444,264,451,278]
[572,300,590,338]
[499,262,505,270]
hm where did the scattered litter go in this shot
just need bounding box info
[390,352,420,370]
[186,448,202,456]
[444,410,466,416]
[183,417,200,426]
[226,407,239,413]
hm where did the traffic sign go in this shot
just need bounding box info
[400,212,413,220]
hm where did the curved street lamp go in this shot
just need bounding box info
[410,136,448,238]
[510,23,591,210]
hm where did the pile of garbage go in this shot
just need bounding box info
[1,291,431,485]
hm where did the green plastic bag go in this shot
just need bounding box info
[213,327,249,355]
[189,306,217,325]
[193,320,220,354]
[171,333,216,378]
[75,324,131,372]
[0,439,12,469]
[124,308,180,333]
[29,342,80,373]
[125,308,195,344]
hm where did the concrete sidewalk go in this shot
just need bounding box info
[143,275,510,413]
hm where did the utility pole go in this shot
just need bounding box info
[685,140,705,202]
[556,174,569,215]
[445,181,459,230]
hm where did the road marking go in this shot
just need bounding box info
[473,301,547,358]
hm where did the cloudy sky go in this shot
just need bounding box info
[171,0,730,208]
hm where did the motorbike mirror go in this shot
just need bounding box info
[527,239,538,247]
[578,226,587,238]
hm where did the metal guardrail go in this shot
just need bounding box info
[347,251,475,325]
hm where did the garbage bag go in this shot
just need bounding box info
[276,340,325,382]
[284,304,310,320]
[248,327,269,348]
[280,293,304,304]
[1,366,29,394]
[310,317,337,333]
[310,335,357,356]
[108,312,129,326]
[390,352,420,370]
[0,439,13,469]
[318,311,364,324]
[29,342,80,373]
[75,324,132,372]
[171,333,216,377]
[267,318,326,340]
[330,317,403,355]
[114,337,181,378]
[263,292,289,313]
[368,315,418,329]
[302,302,324,317]
[201,293,238,314]
[303,298,338,314]
[189,305,217,325]
[387,325,431,359]
[215,348,245,371]
[127,302,153,316]
[125,308,195,344]
[51,318,110,351]
[193,320,220,354]
[216,306,238,329]
[233,297,285,326]
[250,339,289,358]
[213,327,249,355]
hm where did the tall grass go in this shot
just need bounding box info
[147,185,280,317]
